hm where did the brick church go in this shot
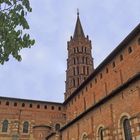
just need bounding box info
[0,12,140,140]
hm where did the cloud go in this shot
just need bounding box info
[0,0,139,102]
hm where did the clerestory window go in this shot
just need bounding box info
[2,120,9,132]
[23,121,29,133]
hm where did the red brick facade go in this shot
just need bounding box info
[0,14,140,140]
[0,98,65,140]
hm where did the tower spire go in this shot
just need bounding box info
[77,8,79,16]
[73,10,85,39]
[65,12,94,100]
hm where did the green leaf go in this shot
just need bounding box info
[0,0,35,64]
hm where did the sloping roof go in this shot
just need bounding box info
[0,96,63,105]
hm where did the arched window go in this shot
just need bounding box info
[82,133,88,140]
[87,67,89,75]
[29,104,32,108]
[77,78,80,86]
[2,120,8,132]
[86,57,88,64]
[82,46,83,52]
[106,67,109,73]
[123,118,132,140]
[73,67,76,75]
[73,58,76,64]
[98,127,104,140]
[77,47,79,53]
[37,104,40,109]
[85,47,87,53]
[120,54,123,61]
[23,121,29,133]
[77,66,79,75]
[82,57,84,64]
[75,48,77,53]
[55,123,60,131]
[44,105,47,109]
[14,102,17,107]
[128,47,132,54]
[74,48,76,53]
[22,103,25,107]
[77,57,79,64]
[112,61,115,68]
[6,101,9,106]
[73,79,75,87]
[83,66,85,74]
[51,106,54,110]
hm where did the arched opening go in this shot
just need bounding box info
[2,120,8,132]
[77,78,80,86]
[73,58,76,64]
[128,46,132,53]
[73,67,75,75]
[87,67,89,75]
[120,54,123,61]
[37,104,40,108]
[22,103,25,107]
[23,121,29,133]
[85,47,87,53]
[123,118,132,140]
[77,66,79,75]
[83,66,85,74]
[81,133,88,140]
[6,101,9,106]
[82,57,84,64]
[86,57,88,64]
[81,46,83,52]
[98,127,104,140]
[77,57,79,64]
[55,123,60,131]
[73,78,75,87]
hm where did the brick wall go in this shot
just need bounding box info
[0,99,65,140]
[65,33,140,122]
[61,80,140,140]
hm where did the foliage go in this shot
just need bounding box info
[0,0,35,64]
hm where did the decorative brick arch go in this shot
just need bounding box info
[1,119,11,133]
[96,124,105,140]
[81,132,88,140]
[118,112,131,140]
[55,123,61,131]
[118,112,131,127]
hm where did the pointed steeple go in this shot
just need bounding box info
[73,10,85,39]
[65,11,94,100]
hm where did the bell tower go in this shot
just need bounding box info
[65,12,94,100]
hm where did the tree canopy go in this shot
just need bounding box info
[0,0,35,64]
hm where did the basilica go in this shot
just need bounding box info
[0,13,140,140]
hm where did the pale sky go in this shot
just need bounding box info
[0,0,139,102]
